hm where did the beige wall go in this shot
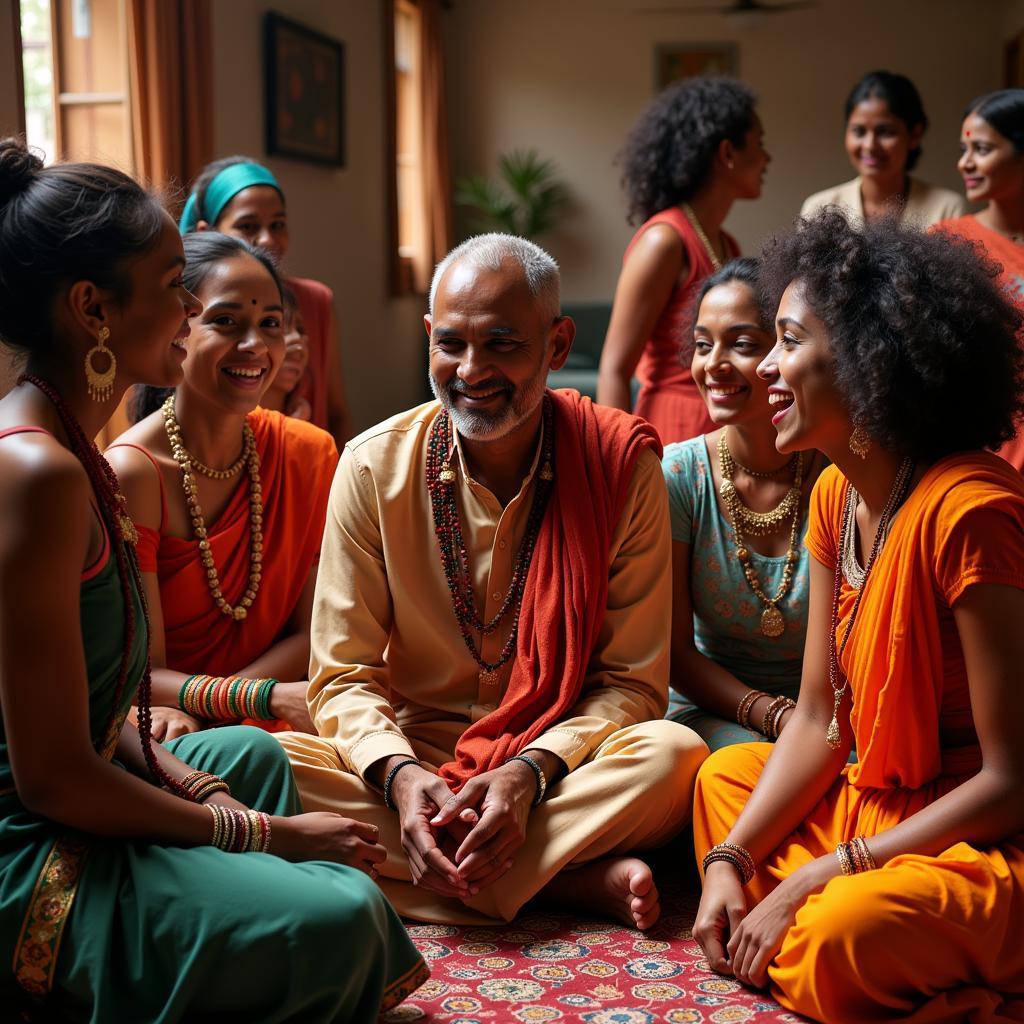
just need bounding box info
[445,0,1007,301]
[211,0,428,431]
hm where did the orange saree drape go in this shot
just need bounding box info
[694,456,1024,1023]
[126,409,337,682]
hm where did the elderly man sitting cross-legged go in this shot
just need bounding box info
[277,234,708,927]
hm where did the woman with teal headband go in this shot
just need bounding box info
[180,156,352,448]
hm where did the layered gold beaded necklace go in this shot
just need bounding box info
[161,395,264,620]
[717,429,805,638]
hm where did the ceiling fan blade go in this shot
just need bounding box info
[635,0,818,12]
[634,4,734,12]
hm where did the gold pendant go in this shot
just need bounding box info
[826,714,842,750]
[479,669,500,688]
[760,604,785,637]
[826,689,844,749]
[118,514,138,546]
[439,466,456,483]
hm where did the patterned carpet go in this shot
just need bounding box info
[387,884,807,1024]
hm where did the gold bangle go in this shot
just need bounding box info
[835,840,855,876]
[736,690,768,729]
[703,841,756,884]
[851,835,876,871]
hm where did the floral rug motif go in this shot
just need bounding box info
[388,889,808,1024]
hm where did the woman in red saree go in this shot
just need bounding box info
[108,232,337,740]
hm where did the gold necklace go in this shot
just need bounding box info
[718,431,802,535]
[161,395,263,620]
[730,448,798,479]
[682,202,723,271]
[718,430,805,638]
[826,458,914,747]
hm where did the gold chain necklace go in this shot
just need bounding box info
[682,202,723,271]
[161,395,264,620]
[826,458,914,747]
[718,431,802,535]
[718,430,805,638]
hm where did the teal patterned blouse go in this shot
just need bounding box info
[662,437,808,701]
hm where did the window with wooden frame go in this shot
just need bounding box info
[19,0,134,172]
[386,0,422,295]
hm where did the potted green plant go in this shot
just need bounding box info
[455,149,570,240]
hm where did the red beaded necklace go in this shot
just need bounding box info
[20,375,191,798]
[426,397,554,684]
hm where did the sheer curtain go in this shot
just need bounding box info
[96,0,212,445]
[412,0,452,293]
[128,0,213,195]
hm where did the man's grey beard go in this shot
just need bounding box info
[429,369,547,442]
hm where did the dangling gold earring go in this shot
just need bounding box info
[85,326,116,402]
[848,424,872,459]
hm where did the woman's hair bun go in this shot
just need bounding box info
[0,138,44,208]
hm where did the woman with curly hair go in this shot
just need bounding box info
[801,71,966,226]
[597,77,770,444]
[663,258,823,751]
[0,138,425,1020]
[935,89,1024,470]
[180,155,352,449]
[692,209,1024,1023]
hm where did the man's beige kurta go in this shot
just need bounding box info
[278,399,707,923]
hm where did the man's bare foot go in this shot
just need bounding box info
[542,856,660,931]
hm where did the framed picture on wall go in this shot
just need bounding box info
[654,42,738,91]
[264,12,345,166]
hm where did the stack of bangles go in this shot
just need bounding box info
[207,804,272,853]
[178,674,278,721]
[835,836,876,875]
[702,841,755,884]
[176,770,231,803]
[736,690,796,741]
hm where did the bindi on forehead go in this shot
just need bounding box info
[252,298,257,304]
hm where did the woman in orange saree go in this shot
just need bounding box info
[108,232,338,740]
[691,210,1024,1023]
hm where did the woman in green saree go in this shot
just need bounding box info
[0,137,427,1022]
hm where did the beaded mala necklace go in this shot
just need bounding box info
[20,375,192,799]
[825,457,914,749]
[161,395,263,620]
[427,398,554,685]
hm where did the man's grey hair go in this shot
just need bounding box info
[428,233,561,323]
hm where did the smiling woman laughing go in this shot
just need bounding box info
[107,232,338,742]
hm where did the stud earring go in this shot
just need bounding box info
[85,326,116,402]
[848,425,872,459]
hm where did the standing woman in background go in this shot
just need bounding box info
[598,77,770,445]
[180,156,352,449]
[935,89,1024,471]
[801,70,967,227]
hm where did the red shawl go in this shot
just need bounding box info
[437,389,662,788]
